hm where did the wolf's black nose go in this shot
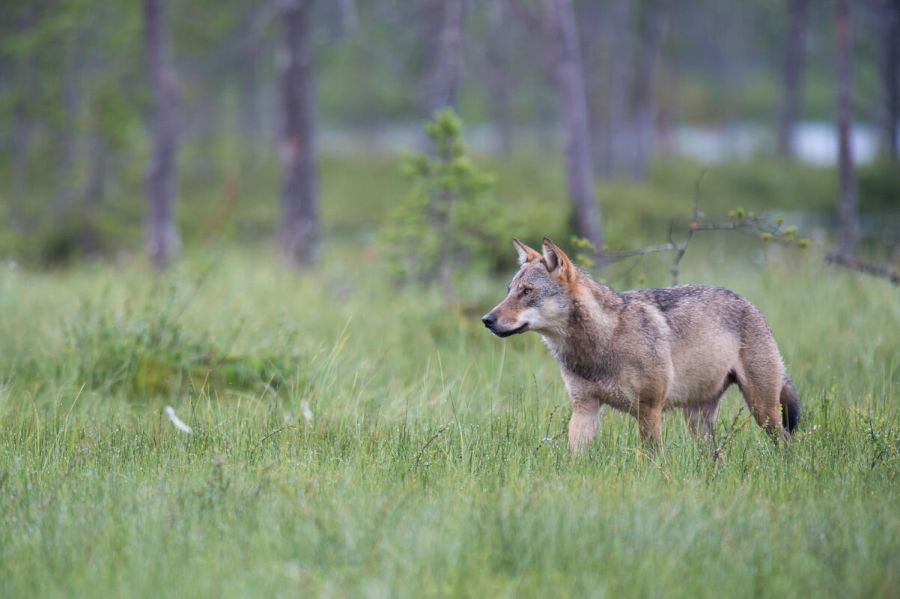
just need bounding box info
[481,313,496,328]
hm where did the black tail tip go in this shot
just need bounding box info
[781,381,801,434]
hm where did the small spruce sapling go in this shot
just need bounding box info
[383,109,509,294]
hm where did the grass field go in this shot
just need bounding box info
[0,239,897,598]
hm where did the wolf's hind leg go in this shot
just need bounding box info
[567,400,600,454]
[683,402,718,443]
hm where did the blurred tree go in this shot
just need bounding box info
[337,0,358,36]
[426,0,464,116]
[486,0,513,154]
[876,0,899,160]
[578,0,621,178]
[144,0,180,268]
[3,2,40,233]
[777,0,809,158]
[279,0,319,266]
[835,0,859,257]
[546,0,604,254]
[80,1,142,252]
[9,71,33,233]
[630,0,666,181]
[607,0,634,177]
[53,28,83,222]
[237,38,265,167]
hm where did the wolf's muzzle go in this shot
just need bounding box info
[482,312,527,337]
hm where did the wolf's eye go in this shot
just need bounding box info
[521,287,531,296]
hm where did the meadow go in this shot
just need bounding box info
[0,154,898,598]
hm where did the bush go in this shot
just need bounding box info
[63,294,297,397]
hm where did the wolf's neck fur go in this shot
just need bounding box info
[540,273,624,381]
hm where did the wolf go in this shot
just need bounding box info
[482,237,800,453]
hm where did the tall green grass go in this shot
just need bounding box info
[0,246,897,597]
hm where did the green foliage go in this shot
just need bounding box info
[570,236,598,269]
[59,288,296,397]
[383,110,511,284]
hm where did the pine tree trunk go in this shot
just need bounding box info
[337,0,358,35]
[10,100,30,233]
[630,0,664,181]
[547,0,604,253]
[878,0,899,160]
[144,0,180,269]
[608,0,633,176]
[9,7,37,234]
[426,0,464,115]
[79,134,107,254]
[279,0,319,266]
[54,34,82,222]
[487,0,513,154]
[777,0,809,157]
[238,40,263,171]
[656,50,679,155]
[579,0,610,177]
[835,0,859,257]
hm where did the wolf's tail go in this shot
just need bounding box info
[780,376,801,434]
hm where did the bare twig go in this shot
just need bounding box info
[412,424,449,470]
[593,171,802,285]
[588,169,898,288]
[826,252,900,285]
[253,425,295,450]
[603,242,681,259]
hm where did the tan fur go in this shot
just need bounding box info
[483,238,798,454]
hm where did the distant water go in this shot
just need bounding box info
[320,121,891,166]
[671,121,882,166]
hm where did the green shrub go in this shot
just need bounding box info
[64,293,297,397]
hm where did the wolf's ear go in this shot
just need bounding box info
[542,237,572,274]
[513,238,542,265]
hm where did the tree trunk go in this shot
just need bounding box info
[608,0,633,176]
[54,33,83,222]
[79,134,107,254]
[337,0,358,36]
[279,0,319,266]
[487,0,513,154]
[579,0,611,177]
[777,0,809,157]
[656,50,679,155]
[8,7,37,234]
[547,0,604,253]
[630,0,664,181]
[238,40,263,171]
[878,0,899,160]
[835,0,859,257]
[144,0,180,269]
[10,100,31,233]
[426,0,464,115]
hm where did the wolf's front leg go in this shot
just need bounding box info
[567,399,600,454]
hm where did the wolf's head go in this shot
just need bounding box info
[482,238,576,338]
